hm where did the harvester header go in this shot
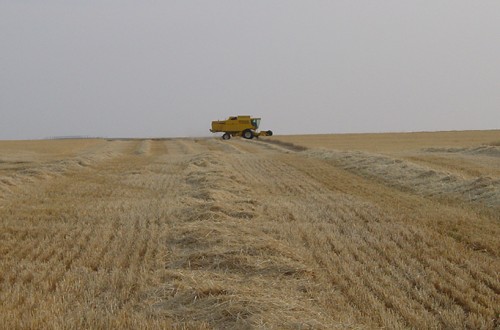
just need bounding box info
[210,115,273,140]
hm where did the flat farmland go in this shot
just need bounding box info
[0,131,499,329]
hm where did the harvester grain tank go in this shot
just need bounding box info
[210,115,273,140]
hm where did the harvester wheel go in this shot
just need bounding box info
[222,133,231,140]
[267,130,273,136]
[242,129,254,139]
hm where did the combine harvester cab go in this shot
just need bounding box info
[210,115,273,140]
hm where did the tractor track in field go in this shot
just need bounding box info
[1,137,499,329]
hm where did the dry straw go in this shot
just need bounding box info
[0,134,499,329]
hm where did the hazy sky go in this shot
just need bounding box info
[1,1,499,140]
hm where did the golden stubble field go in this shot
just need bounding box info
[0,130,499,329]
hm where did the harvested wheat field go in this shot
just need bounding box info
[0,131,499,329]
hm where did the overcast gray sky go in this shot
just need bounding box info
[1,1,499,140]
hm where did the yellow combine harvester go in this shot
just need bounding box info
[210,115,273,140]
